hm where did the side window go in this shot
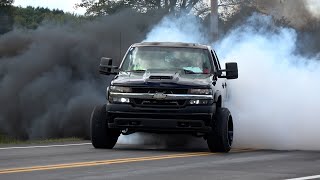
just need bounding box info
[213,51,222,69]
[210,50,219,72]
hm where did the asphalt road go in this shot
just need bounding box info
[0,140,319,180]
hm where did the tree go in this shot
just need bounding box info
[77,0,203,16]
[0,0,14,7]
[0,0,14,34]
[133,0,202,13]
[12,6,83,29]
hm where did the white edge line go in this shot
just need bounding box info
[0,143,92,150]
[284,175,320,180]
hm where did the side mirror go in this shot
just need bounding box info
[99,57,118,75]
[225,62,238,79]
[218,62,238,79]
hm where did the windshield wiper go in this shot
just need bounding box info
[167,68,199,74]
[183,69,197,74]
[182,68,209,74]
[126,69,146,73]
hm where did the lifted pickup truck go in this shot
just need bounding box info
[90,42,238,152]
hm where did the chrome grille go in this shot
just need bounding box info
[133,99,186,108]
[131,88,188,94]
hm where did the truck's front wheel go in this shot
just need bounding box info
[90,104,120,149]
[207,108,233,153]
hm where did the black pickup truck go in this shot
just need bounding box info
[90,42,238,152]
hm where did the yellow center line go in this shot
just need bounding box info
[0,152,211,174]
[0,149,253,174]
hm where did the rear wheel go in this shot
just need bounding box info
[207,108,233,153]
[90,104,120,149]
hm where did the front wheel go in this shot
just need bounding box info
[207,108,234,153]
[90,104,120,149]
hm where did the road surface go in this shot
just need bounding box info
[0,140,319,180]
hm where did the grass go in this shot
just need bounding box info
[0,134,85,145]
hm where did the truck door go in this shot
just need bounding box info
[211,50,228,104]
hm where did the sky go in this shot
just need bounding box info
[13,0,87,15]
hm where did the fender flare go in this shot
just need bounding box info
[214,90,222,104]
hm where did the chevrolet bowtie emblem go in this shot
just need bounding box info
[153,93,167,100]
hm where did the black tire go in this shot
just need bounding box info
[90,104,120,149]
[207,108,233,153]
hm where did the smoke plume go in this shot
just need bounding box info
[143,12,320,150]
[0,10,162,139]
[218,15,320,150]
[304,0,320,19]
[256,0,320,29]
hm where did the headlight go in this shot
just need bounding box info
[108,86,131,103]
[189,100,213,105]
[110,86,132,93]
[109,97,130,103]
[188,89,212,95]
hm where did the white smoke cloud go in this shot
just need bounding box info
[217,15,320,150]
[304,0,320,18]
[144,14,207,43]
[125,13,320,150]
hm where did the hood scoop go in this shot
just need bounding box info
[149,75,173,80]
[143,69,179,83]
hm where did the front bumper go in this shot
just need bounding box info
[106,103,216,133]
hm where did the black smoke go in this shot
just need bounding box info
[0,9,163,139]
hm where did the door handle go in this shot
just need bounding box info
[222,82,227,88]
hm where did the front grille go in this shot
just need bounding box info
[133,99,186,108]
[131,88,189,108]
[131,88,188,94]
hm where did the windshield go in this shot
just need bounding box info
[120,46,212,74]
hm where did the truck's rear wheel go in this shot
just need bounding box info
[207,108,233,153]
[90,104,120,149]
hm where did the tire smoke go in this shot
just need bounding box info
[142,12,320,150]
[218,15,320,150]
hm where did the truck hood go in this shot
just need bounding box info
[111,69,213,88]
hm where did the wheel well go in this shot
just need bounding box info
[217,96,222,108]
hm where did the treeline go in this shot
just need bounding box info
[13,6,79,29]
[0,0,286,35]
[0,5,85,34]
[0,0,256,35]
